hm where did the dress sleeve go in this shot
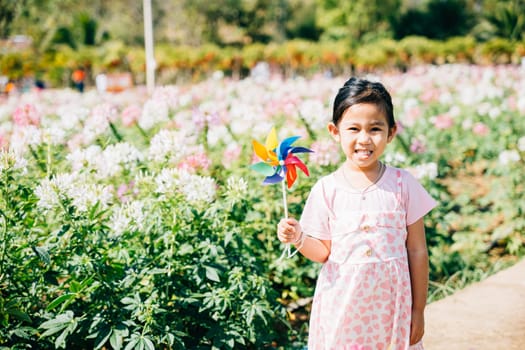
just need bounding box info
[299,178,333,240]
[402,170,438,226]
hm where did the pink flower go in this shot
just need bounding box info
[92,103,118,122]
[117,181,137,202]
[222,143,242,169]
[433,113,454,129]
[0,133,8,149]
[410,138,427,154]
[309,139,340,166]
[395,121,405,134]
[472,122,489,136]
[405,107,422,126]
[12,103,40,127]
[178,151,211,173]
[121,104,142,127]
[419,89,438,103]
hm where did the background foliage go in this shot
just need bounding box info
[1,0,525,88]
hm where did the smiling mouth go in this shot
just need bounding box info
[355,149,373,156]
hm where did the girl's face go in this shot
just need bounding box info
[328,103,396,171]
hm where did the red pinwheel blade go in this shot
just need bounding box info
[285,154,310,176]
[286,164,297,188]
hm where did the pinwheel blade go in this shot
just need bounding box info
[265,127,278,150]
[291,146,313,154]
[263,172,284,185]
[250,162,277,176]
[252,139,269,161]
[286,165,298,188]
[277,136,301,159]
[252,139,278,165]
[285,155,310,176]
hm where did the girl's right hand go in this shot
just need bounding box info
[277,218,302,243]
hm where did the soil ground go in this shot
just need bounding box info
[423,258,525,350]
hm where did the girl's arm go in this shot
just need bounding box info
[277,218,331,263]
[406,217,429,345]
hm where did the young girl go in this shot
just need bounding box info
[278,77,437,350]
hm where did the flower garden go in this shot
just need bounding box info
[1,64,524,349]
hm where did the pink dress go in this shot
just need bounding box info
[300,166,437,350]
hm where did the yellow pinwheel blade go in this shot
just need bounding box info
[253,140,269,161]
[265,127,278,150]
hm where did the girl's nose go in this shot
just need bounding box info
[357,131,372,143]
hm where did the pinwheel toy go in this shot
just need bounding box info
[250,127,313,258]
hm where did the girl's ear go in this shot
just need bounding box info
[387,124,397,143]
[327,122,340,141]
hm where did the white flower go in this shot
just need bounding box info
[488,107,501,119]
[298,99,329,131]
[0,150,28,174]
[42,126,67,145]
[110,200,147,237]
[461,119,473,130]
[96,142,143,178]
[498,150,520,165]
[177,172,216,204]
[138,98,169,130]
[148,130,194,164]
[67,145,103,173]
[384,152,407,166]
[10,125,42,152]
[82,108,110,144]
[154,168,216,204]
[225,176,248,196]
[56,105,90,130]
[518,136,525,152]
[408,162,438,180]
[68,183,113,213]
[155,168,180,194]
[34,173,77,211]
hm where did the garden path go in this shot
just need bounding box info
[423,258,525,349]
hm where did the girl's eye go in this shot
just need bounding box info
[348,127,359,131]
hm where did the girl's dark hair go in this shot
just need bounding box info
[332,77,395,130]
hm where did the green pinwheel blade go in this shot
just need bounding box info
[250,162,277,176]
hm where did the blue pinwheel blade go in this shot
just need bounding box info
[278,136,301,159]
[291,146,313,154]
[263,172,285,185]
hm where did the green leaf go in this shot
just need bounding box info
[94,326,112,350]
[109,324,129,350]
[46,293,75,311]
[204,265,220,282]
[143,337,155,350]
[7,309,32,323]
[178,243,193,255]
[124,333,140,350]
[40,311,74,330]
[12,326,38,339]
[69,281,82,293]
[32,246,50,265]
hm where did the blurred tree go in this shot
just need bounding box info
[285,0,321,40]
[315,0,401,42]
[480,0,525,41]
[0,0,25,38]
[394,0,476,40]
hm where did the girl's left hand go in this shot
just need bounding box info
[409,310,425,345]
